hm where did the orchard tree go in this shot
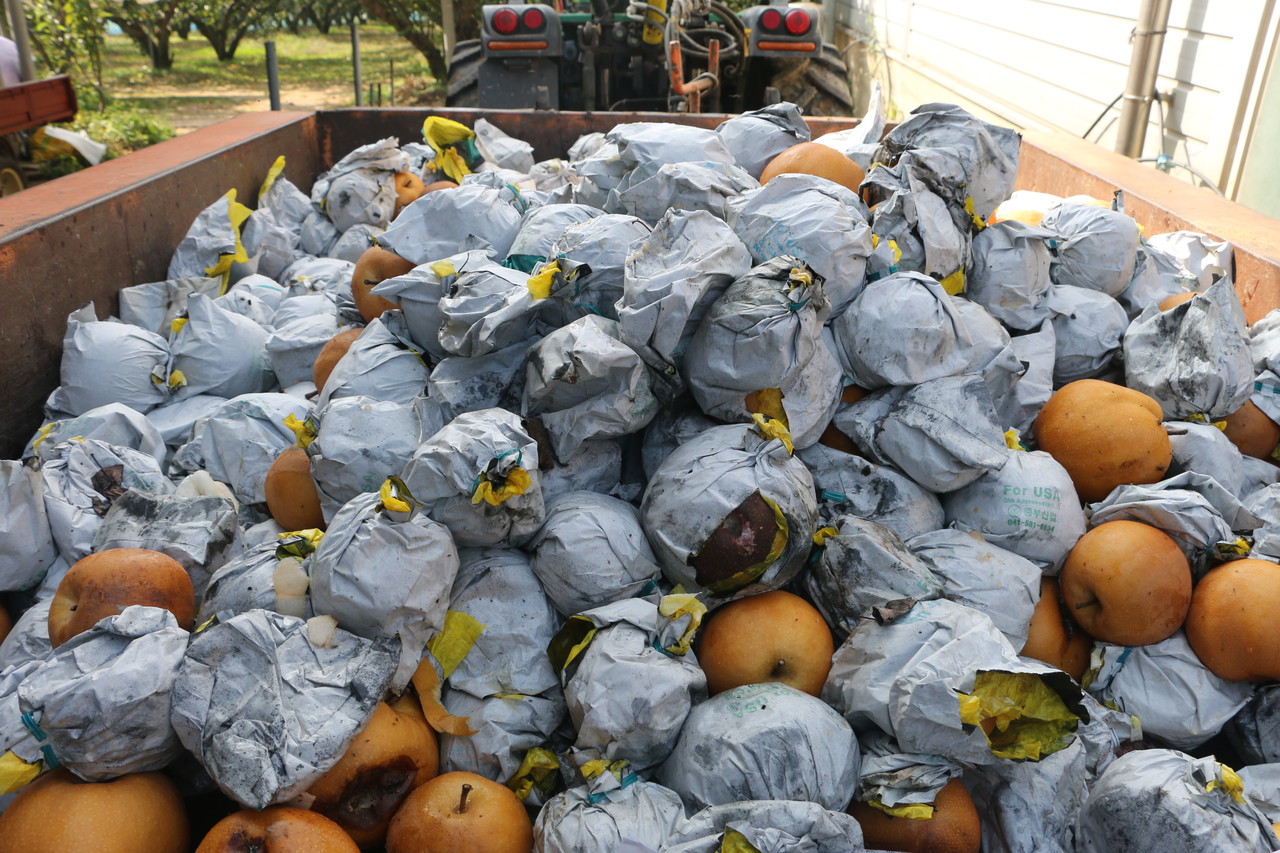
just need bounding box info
[304,0,361,34]
[356,0,479,80]
[185,0,285,60]
[102,0,186,70]
[25,0,107,108]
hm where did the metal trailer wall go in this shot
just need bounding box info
[1,106,1279,459]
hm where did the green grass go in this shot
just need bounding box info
[39,23,441,168]
[100,23,437,95]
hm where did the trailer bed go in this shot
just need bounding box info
[0,75,77,137]
[1,106,1278,457]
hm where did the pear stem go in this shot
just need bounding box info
[458,783,472,814]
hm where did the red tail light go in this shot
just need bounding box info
[493,8,519,33]
[760,8,783,31]
[522,7,545,29]
[784,9,810,34]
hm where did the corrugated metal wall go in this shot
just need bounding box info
[834,0,1276,202]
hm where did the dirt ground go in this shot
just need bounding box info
[128,82,374,136]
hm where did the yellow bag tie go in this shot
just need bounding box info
[939,267,966,296]
[166,370,188,390]
[1206,763,1247,804]
[378,477,420,514]
[813,526,839,547]
[580,758,610,779]
[29,423,56,452]
[1214,537,1252,558]
[170,317,189,336]
[527,261,561,300]
[276,525,325,550]
[283,413,318,449]
[202,189,254,292]
[751,413,794,454]
[869,800,935,820]
[1004,429,1027,451]
[658,593,707,656]
[422,116,478,183]
[0,752,41,794]
[258,155,288,203]
[472,465,532,506]
[425,610,486,679]
[547,616,599,677]
[506,747,559,801]
[964,196,987,231]
[430,259,457,278]
[423,116,476,149]
[560,626,597,674]
[1186,413,1228,431]
[436,148,471,183]
[718,827,763,853]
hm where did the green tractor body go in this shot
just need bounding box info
[446,0,852,115]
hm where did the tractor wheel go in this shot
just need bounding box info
[0,157,24,196]
[446,40,483,108]
[767,45,854,116]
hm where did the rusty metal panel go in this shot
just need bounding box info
[6,107,1280,463]
[1018,128,1280,325]
[0,75,77,137]
[314,107,861,168]
[0,111,320,458]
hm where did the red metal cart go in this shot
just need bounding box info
[0,74,77,194]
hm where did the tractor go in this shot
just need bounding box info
[445,0,853,115]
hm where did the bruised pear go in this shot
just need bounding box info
[307,694,439,849]
[688,493,780,590]
[196,806,359,852]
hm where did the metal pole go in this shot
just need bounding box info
[389,58,395,106]
[351,17,363,106]
[1134,0,1173,154]
[442,0,457,67]
[821,0,836,51]
[265,40,281,110]
[4,0,38,82]
[1115,0,1159,158]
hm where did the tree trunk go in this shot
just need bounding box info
[357,0,449,79]
[223,27,246,60]
[107,16,158,65]
[194,21,234,60]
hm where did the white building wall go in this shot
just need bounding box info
[833,0,1275,200]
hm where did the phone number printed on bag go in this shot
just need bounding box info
[1004,484,1060,533]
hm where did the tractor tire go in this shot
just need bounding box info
[0,156,24,197]
[767,45,854,117]
[446,40,483,108]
